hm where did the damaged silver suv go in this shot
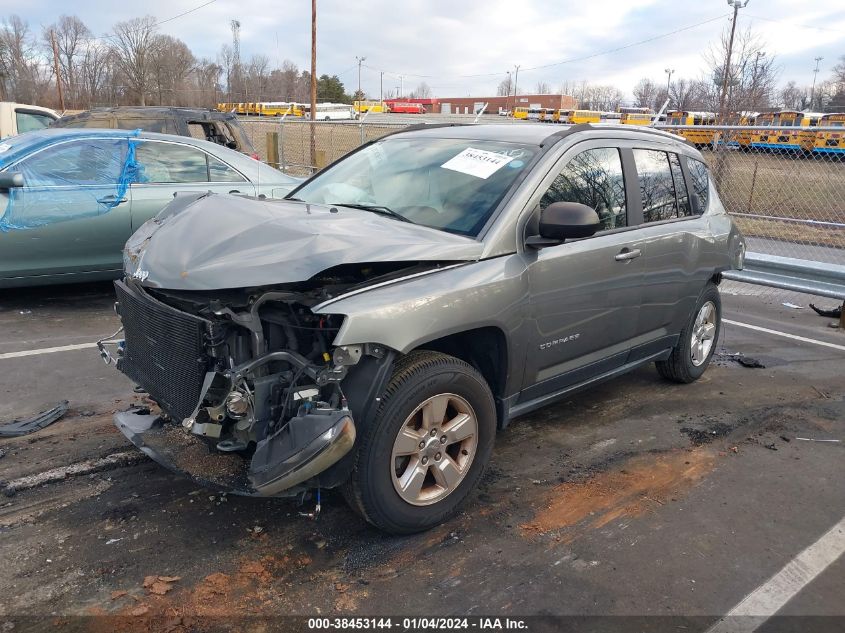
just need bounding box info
[104,123,745,533]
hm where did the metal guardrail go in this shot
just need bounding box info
[723,252,845,300]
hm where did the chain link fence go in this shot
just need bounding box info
[241,118,843,308]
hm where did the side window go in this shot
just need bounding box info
[15,110,55,134]
[687,158,709,214]
[208,155,246,182]
[668,153,692,216]
[540,147,627,231]
[632,149,677,223]
[15,139,127,187]
[135,142,209,184]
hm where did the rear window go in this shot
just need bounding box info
[15,110,56,134]
[686,158,709,214]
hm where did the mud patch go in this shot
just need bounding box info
[680,422,734,445]
[520,449,716,536]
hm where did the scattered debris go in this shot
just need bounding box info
[0,448,5,459]
[143,575,181,595]
[764,443,778,451]
[779,435,791,443]
[110,590,128,600]
[2,450,146,496]
[0,401,69,438]
[781,302,803,309]
[812,386,830,399]
[794,437,841,443]
[809,303,842,319]
[680,422,734,446]
[105,538,123,545]
[737,357,765,369]
[129,604,150,616]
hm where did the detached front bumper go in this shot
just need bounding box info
[114,408,356,497]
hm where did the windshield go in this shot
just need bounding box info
[291,137,537,237]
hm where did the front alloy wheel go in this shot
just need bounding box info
[391,393,478,506]
[344,351,496,534]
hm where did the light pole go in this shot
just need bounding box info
[380,71,384,105]
[664,68,674,95]
[810,56,823,110]
[513,64,521,104]
[718,0,749,122]
[355,56,366,100]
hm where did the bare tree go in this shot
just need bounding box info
[42,15,91,108]
[632,78,658,110]
[703,26,778,115]
[496,75,513,97]
[410,81,432,99]
[0,15,51,103]
[111,16,161,106]
[150,35,194,105]
[535,81,550,94]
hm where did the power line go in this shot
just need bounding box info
[94,0,219,43]
[361,13,729,80]
[741,12,845,35]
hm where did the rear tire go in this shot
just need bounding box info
[343,351,496,534]
[656,283,721,383]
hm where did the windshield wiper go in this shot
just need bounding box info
[330,203,414,223]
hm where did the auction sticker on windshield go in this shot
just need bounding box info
[441,147,514,179]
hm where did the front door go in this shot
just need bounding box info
[520,145,645,401]
[0,137,131,281]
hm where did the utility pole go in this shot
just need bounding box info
[504,71,512,114]
[513,65,521,104]
[718,0,749,123]
[398,75,404,98]
[231,20,241,101]
[50,30,65,111]
[810,56,823,110]
[380,71,384,104]
[355,56,366,100]
[664,68,674,94]
[310,0,317,168]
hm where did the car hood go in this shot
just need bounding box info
[124,193,483,290]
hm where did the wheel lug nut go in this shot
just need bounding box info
[419,441,425,449]
[435,452,441,461]
[421,456,429,465]
[430,429,437,437]
[440,435,447,444]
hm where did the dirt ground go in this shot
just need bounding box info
[0,282,843,632]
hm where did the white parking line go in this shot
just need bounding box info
[0,342,97,360]
[724,319,845,353]
[704,516,845,633]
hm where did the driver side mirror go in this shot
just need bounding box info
[0,172,24,191]
[526,201,601,248]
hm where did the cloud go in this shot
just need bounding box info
[13,0,845,100]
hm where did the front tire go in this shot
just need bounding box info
[343,351,496,534]
[656,283,721,383]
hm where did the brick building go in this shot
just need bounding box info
[438,94,577,114]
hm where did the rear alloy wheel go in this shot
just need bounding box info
[656,282,722,383]
[343,351,496,534]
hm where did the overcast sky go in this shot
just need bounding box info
[16,0,845,100]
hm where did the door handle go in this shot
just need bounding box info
[97,195,127,205]
[229,189,241,194]
[614,248,642,261]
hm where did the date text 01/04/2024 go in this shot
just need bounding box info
[307,617,529,630]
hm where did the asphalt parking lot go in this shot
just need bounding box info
[0,281,843,632]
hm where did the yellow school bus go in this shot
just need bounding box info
[354,100,387,114]
[512,107,529,120]
[538,108,556,123]
[666,111,717,145]
[805,112,845,154]
[620,112,653,125]
[560,110,602,124]
[750,111,820,151]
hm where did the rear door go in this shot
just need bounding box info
[520,142,646,399]
[627,147,714,358]
[0,137,131,280]
[129,140,255,230]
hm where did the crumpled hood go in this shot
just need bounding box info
[124,193,483,290]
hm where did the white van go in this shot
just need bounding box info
[0,102,60,139]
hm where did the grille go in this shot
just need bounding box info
[115,280,214,422]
